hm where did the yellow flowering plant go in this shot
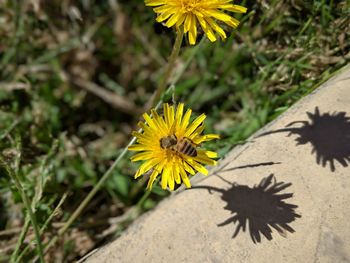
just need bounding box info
[129,103,219,190]
[145,0,247,45]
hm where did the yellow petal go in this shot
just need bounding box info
[145,0,165,6]
[180,108,192,134]
[188,14,197,45]
[130,151,154,162]
[128,144,149,152]
[175,103,184,131]
[194,155,217,166]
[163,103,175,130]
[225,5,248,13]
[150,109,168,134]
[194,133,220,144]
[186,159,208,175]
[143,113,157,130]
[183,160,195,175]
[197,16,217,42]
[168,169,175,190]
[184,113,206,137]
[135,158,161,178]
[161,165,171,189]
[175,14,186,27]
[184,13,192,33]
[165,12,182,28]
[179,166,191,188]
[174,165,181,184]
[188,124,205,140]
[205,17,227,40]
[156,11,173,23]
[201,150,218,158]
[147,169,159,189]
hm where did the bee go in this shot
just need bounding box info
[160,135,198,157]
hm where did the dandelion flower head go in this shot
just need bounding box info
[129,103,219,190]
[145,0,247,45]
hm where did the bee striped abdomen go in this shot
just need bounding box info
[160,135,198,157]
[177,138,197,157]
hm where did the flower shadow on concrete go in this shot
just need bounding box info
[192,174,301,243]
[257,107,350,172]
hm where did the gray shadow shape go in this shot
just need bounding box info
[257,107,350,172]
[191,174,301,243]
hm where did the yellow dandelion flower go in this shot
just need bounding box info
[145,0,247,45]
[129,103,219,190]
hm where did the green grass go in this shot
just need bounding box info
[0,0,349,261]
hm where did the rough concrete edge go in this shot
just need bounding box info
[81,63,350,262]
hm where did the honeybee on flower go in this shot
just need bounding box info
[128,103,219,190]
[145,0,247,45]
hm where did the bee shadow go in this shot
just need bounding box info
[257,107,350,172]
[191,174,301,243]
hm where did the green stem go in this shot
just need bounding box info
[58,143,135,236]
[40,137,137,256]
[150,27,184,107]
[11,215,30,262]
[0,158,45,263]
[16,192,68,263]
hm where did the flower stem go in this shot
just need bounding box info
[59,145,134,235]
[0,158,45,263]
[39,137,137,256]
[11,215,30,261]
[16,192,68,263]
[150,27,184,107]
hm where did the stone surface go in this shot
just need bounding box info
[84,65,350,263]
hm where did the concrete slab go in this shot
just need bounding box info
[84,65,350,263]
